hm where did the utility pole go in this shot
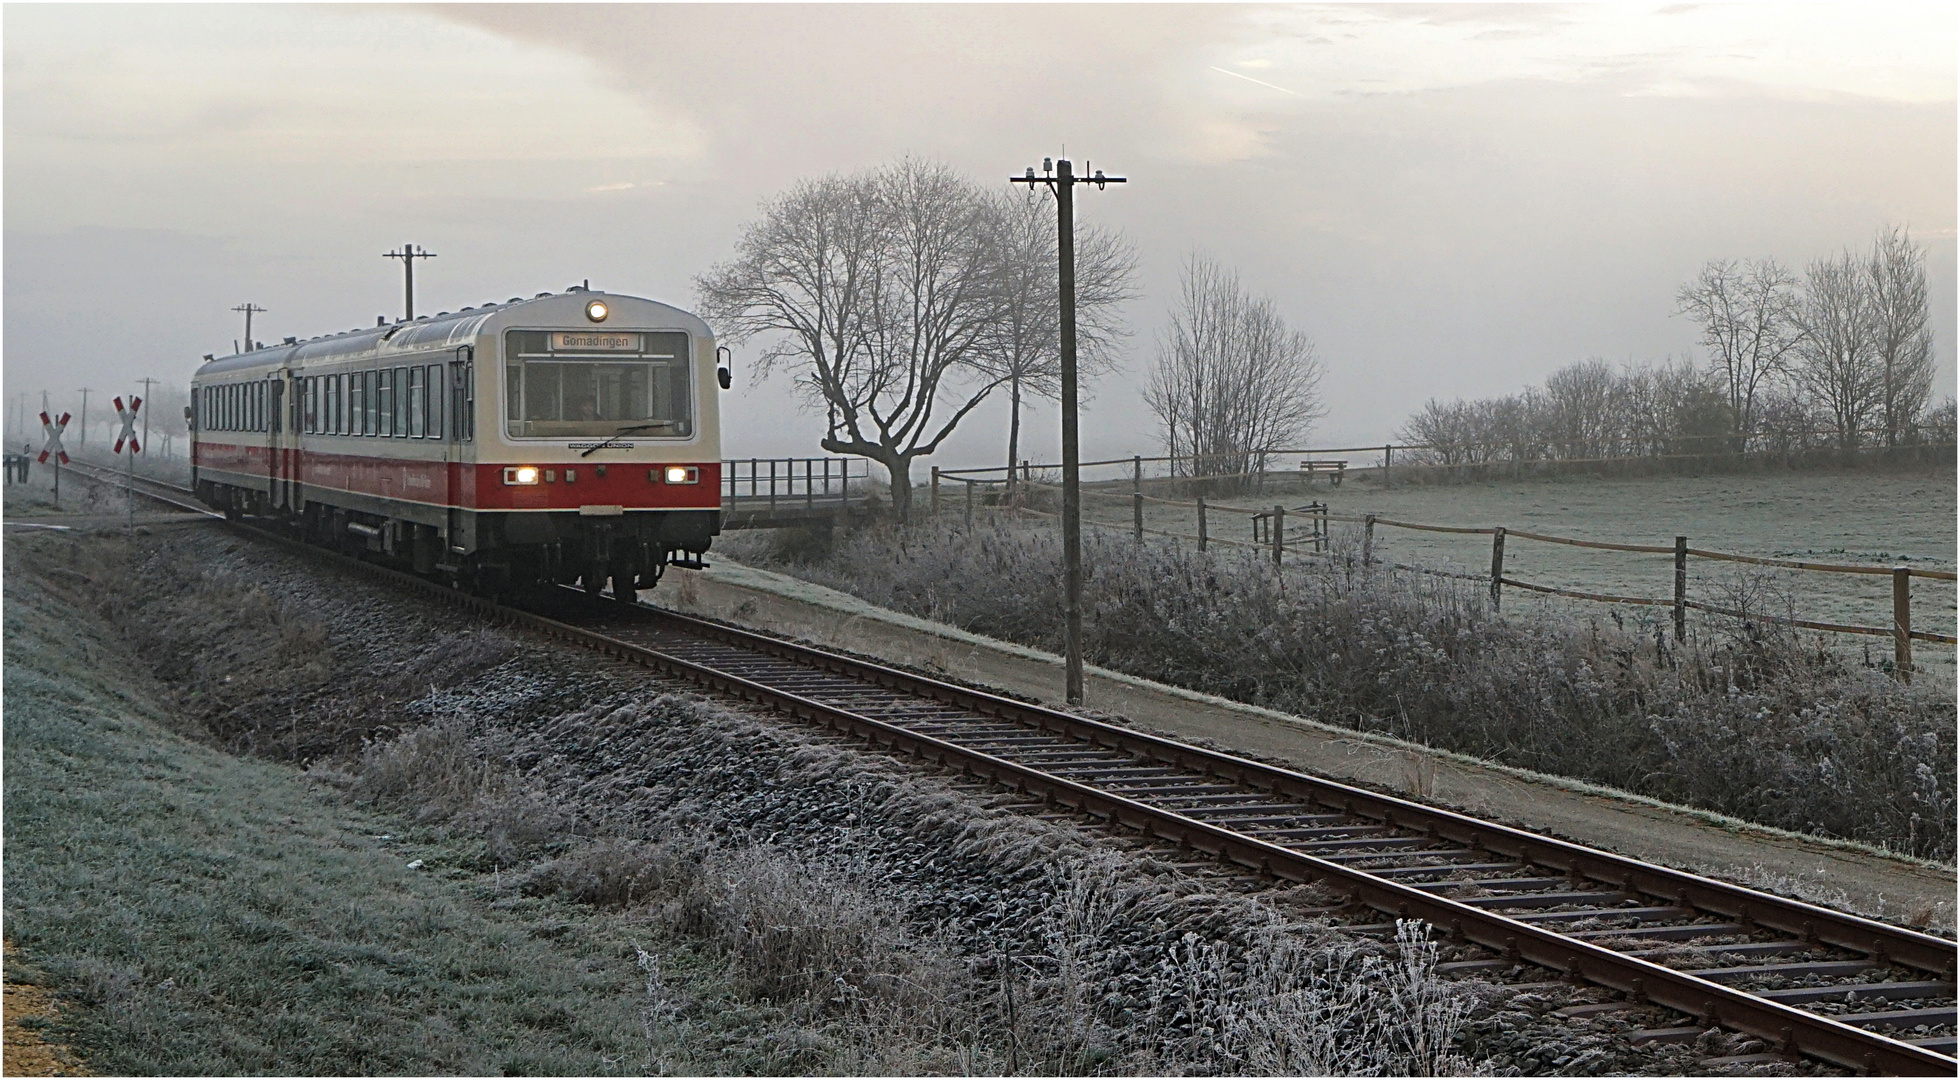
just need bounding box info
[77,388,91,449]
[384,242,437,321]
[137,377,159,469]
[233,303,267,352]
[1012,155,1125,706]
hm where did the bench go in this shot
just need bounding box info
[1298,460,1347,487]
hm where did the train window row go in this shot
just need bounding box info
[201,381,270,433]
[299,363,471,441]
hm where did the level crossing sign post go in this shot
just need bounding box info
[37,411,70,507]
[114,396,142,532]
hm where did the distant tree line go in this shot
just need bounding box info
[1400,225,1954,466]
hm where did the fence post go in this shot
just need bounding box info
[1133,455,1142,494]
[1673,536,1688,642]
[1383,444,1393,488]
[1132,492,1143,543]
[1197,496,1207,552]
[1363,513,1377,568]
[1894,566,1913,683]
[805,459,814,512]
[1273,504,1285,566]
[1022,459,1030,484]
[964,478,973,528]
[1489,527,1506,610]
[769,458,778,513]
[931,466,940,516]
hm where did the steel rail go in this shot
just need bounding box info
[63,462,1959,1074]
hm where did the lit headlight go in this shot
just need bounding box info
[663,465,699,484]
[585,299,609,322]
[503,465,541,485]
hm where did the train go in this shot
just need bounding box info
[190,287,726,602]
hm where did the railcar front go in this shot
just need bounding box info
[190,288,726,601]
[473,291,724,601]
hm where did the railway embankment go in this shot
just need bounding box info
[4,518,1786,1074]
[665,556,1955,933]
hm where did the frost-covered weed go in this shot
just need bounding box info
[730,518,1957,860]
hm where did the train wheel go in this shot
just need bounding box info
[609,558,639,605]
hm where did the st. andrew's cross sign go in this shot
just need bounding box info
[113,396,143,454]
[37,411,70,465]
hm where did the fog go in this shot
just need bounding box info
[5,3,1953,468]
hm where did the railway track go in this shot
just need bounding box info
[64,461,1960,1074]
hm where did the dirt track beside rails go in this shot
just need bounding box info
[666,559,1956,933]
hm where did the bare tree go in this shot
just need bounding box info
[1865,224,1937,447]
[1794,249,1881,448]
[1397,398,1474,465]
[1675,258,1805,447]
[1144,255,1324,486]
[695,159,1010,520]
[1542,359,1622,459]
[984,189,1137,494]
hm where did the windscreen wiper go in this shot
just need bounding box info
[580,423,666,457]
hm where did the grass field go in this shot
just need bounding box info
[1060,468,1957,668]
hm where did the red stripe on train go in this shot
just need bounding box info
[194,443,720,511]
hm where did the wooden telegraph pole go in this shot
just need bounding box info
[1012,156,1125,705]
[384,242,437,322]
[232,303,267,352]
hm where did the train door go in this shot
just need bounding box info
[444,346,473,550]
[266,376,283,510]
[268,373,296,512]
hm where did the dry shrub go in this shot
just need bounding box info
[727,518,1956,861]
[353,715,568,862]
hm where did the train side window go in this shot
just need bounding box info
[362,370,376,436]
[306,377,318,434]
[463,360,474,441]
[408,367,425,437]
[424,364,441,439]
[393,367,409,436]
[350,373,364,435]
[224,384,232,431]
[377,369,394,437]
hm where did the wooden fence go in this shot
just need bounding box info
[926,468,1955,681]
[937,436,1955,492]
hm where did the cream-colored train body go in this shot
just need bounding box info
[191,288,725,600]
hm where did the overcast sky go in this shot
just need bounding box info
[5,2,1953,468]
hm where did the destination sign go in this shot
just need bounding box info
[553,331,637,351]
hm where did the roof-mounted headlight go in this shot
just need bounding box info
[585,299,609,322]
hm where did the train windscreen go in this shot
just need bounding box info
[504,330,692,439]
